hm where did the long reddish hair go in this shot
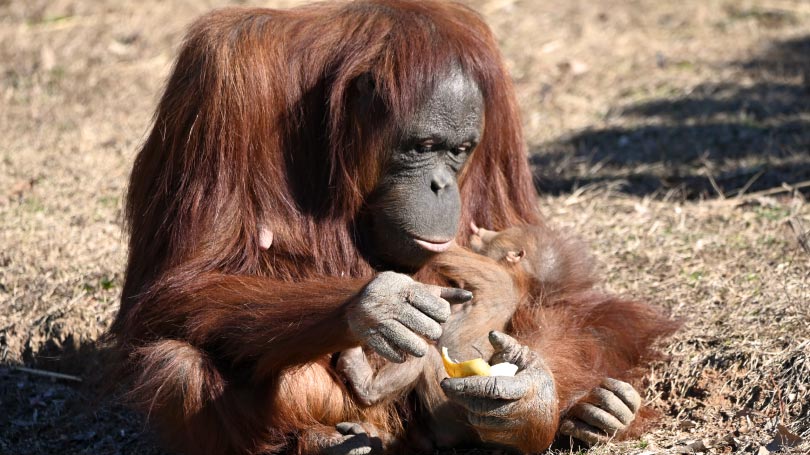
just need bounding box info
[122,0,538,315]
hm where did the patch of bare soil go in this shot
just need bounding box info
[1,0,808,454]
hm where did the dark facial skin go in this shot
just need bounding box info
[369,68,484,269]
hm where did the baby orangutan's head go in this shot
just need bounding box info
[469,223,532,271]
[468,222,596,296]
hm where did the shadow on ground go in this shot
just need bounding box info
[0,342,164,455]
[532,36,810,199]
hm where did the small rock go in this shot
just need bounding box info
[672,439,708,453]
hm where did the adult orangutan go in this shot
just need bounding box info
[111,1,661,454]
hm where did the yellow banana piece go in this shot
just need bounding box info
[441,347,492,378]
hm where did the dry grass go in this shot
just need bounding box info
[1,0,808,453]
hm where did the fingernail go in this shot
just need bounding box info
[460,290,473,301]
[441,379,461,392]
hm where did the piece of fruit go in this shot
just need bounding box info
[489,362,519,377]
[441,347,491,377]
[441,347,518,378]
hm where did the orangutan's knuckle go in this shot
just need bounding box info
[410,341,427,357]
[482,379,497,397]
[425,323,442,340]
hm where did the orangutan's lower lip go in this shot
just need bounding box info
[413,238,454,253]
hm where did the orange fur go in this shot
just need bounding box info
[480,227,681,442]
[340,236,679,452]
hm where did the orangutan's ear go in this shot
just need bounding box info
[506,249,525,263]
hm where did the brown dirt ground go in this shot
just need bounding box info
[1,0,808,454]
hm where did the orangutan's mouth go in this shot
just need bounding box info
[413,237,454,253]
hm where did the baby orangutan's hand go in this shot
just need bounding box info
[559,378,641,445]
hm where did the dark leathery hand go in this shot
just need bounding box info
[559,378,642,445]
[441,331,557,449]
[348,271,471,362]
[313,422,382,455]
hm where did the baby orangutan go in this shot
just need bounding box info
[337,238,528,449]
[466,223,682,444]
[337,223,679,450]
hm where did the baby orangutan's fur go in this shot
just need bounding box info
[337,243,522,449]
[471,225,681,444]
[338,224,680,449]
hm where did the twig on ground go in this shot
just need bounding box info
[733,169,766,198]
[700,154,726,199]
[712,180,810,206]
[11,366,83,383]
[742,180,810,199]
[707,173,726,199]
[789,218,810,254]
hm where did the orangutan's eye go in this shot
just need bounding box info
[416,139,436,153]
